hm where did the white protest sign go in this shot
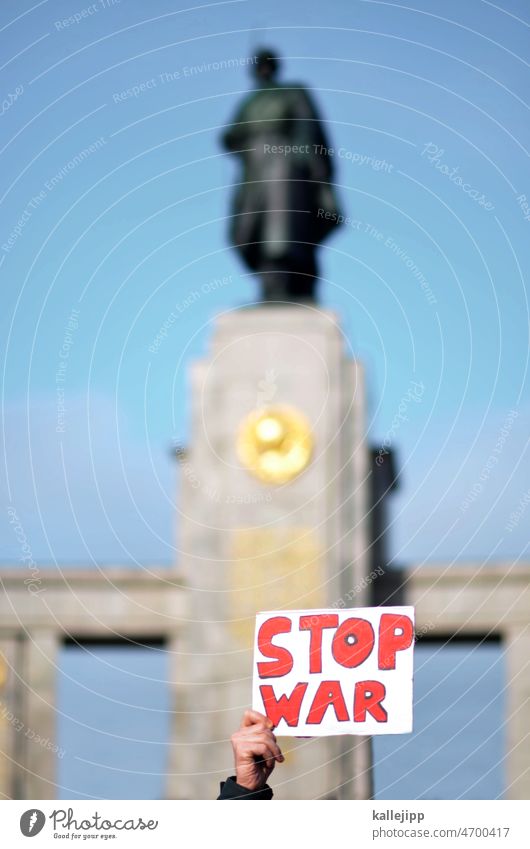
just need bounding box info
[252,606,415,736]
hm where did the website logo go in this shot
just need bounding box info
[20,809,46,837]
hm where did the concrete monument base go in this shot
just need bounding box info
[174,306,372,799]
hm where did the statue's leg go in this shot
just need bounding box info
[287,274,316,301]
[285,251,318,302]
[258,262,291,302]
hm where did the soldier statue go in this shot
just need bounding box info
[221,49,341,302]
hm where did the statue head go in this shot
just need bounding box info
[252,48,280,83]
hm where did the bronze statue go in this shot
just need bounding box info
[221,49,341,302]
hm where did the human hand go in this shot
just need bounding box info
[231,709,284,791]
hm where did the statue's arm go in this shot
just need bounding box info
[221,100,250,152]
[291,86,334,179]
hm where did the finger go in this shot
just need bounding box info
[243,728,279,745]
[238,722,274,739]
[241,709,274,729]
[246,742,277,770]
[245,730,283,758]
[240,740,274,760]
[242,735,284,763]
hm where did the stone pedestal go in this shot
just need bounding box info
[0,636,22,799]
[175,307,372,799]
[24,630,58,799]
[505,626,530,799]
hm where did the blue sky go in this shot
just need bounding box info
[1,0,529,567]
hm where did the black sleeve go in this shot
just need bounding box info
[217,776,273,799]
